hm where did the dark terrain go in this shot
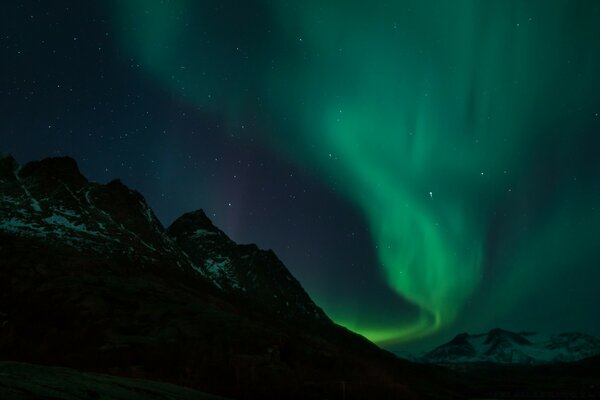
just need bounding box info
[1,155,599,399]
[0,361,226,400]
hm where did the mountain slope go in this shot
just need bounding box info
[0,155,191,269]
[0,361,227,400]
[168,210,329,321]
[0,155,439,399]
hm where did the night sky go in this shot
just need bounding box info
[2,1,600,351]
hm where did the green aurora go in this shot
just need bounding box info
[113,0,600,345]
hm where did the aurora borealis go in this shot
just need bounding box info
[2,1,600,349]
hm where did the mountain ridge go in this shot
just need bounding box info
[0,154,437,399]
[399,328,600,366]
[0,155,327,323]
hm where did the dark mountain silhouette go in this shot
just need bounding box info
[0,155,449,399]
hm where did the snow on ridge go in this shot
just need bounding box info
[0,218,44,235]
[205,257,231,275]
[53,207,79,218]
[0,205,109,241]
[203,257,241,289]
[139,200,155,225]
[30,199,42,212]
[0,195,19,205]
[14,173,42,212]
[192,228,218,238]
[43,214,95,235]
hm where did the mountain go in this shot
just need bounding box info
[0,155,446,399]
[0,155,190,267]
[421,328,600,365]
[167,210,329,321]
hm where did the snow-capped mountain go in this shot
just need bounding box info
[420,328,600,365]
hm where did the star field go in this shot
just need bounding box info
[2,0,600,351]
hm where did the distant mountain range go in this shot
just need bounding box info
[398,328,600,365]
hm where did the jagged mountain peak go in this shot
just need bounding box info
[1,154,328,324]
[168,209,329,322]
[483,328,531,346]
[448,332,470,344]
[19,156,87,188]
[168,209,223,237]
[0,155,193,271]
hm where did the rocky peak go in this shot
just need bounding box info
[448,332,471,345]
[89,178,164,237]
[425,332,477,361]
[171,209,219,231]
[18,156,87,188]
[484,328,531,346]
[1,154,329,324]
[168,210,329,322]
[0,155,187,269]
[168,209,225,240]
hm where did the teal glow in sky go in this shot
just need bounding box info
[113,0,600,346]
